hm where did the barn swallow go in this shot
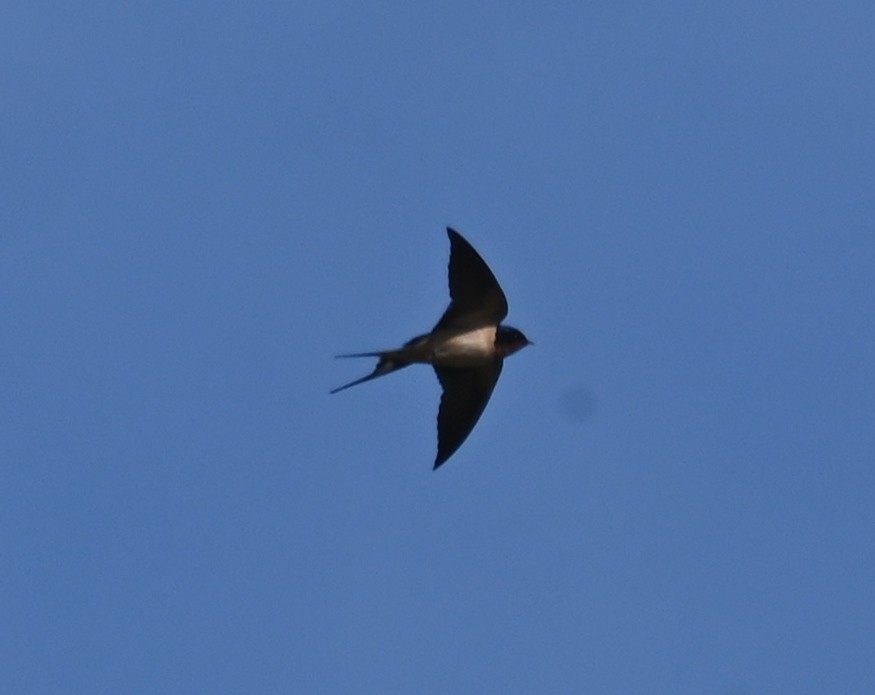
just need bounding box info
[331,227,531,469]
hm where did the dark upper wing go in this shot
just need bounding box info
[433,360,503,469]
[433,228,508,331]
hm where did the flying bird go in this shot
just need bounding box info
[331,227,531,469]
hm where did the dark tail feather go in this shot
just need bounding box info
[330,352,409,394]
[334,351,387,359]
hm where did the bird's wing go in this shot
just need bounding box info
[433,228,508,332]
[433,360,503,469]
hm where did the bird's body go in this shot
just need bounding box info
[421,326,499,366]
[332,228,531,469]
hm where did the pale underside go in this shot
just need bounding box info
[400,326,498,367]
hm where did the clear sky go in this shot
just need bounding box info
[3,2,874,694]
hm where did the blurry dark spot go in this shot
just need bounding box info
[559,386,597,424]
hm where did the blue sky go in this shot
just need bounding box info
[3,2,874,693]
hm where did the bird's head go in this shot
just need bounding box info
[495,325,533,357]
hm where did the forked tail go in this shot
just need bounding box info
[330,350,410,394]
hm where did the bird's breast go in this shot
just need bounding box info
[430,327,498,366]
